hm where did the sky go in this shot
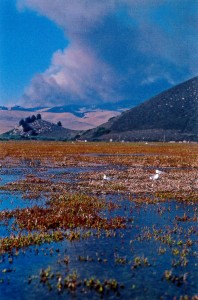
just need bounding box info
[0,0,197,108]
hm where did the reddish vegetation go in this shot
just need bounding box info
[0,193,125,232]
[0,141,197,299]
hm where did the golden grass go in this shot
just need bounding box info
[0,141,197,167]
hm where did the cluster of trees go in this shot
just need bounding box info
[57,121,62,126]
[19,114,41,135]
[19,114,41,126]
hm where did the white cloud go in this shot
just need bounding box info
[18,0,198,106]
[21,45,120,106]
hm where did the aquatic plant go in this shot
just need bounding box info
[163,270,188,286]
[0,231,64,253]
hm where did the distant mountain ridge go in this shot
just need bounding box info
[1,76,198,141]
[81,76,198,141]
[0,105,47,112]
[1,99,132,116]
[0,105,121,134]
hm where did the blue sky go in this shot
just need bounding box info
[0,0,66,105]
[0,0,197,107]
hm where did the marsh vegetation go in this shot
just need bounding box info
[0,141,197,299]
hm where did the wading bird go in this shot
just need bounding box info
[156,169,165,174]
[103,174,111,181]
[150,173,160,180]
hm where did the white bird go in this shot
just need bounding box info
[150,173,160,180]
[103,174,111,181]
[156,169,165,174]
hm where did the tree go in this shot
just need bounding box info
[57,121,62,127]
[31,115,36,122]
[22,123,32,132]
[36,113,41,120]
[19,119,25,126]
[25,116,31,123]
[31,129,38,136]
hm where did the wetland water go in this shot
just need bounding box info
[0,142,197,299]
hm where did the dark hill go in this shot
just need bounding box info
[82,76,198,141]
[1,118,78,141]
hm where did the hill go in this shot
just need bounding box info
[81,76,198,142]
[0,105,121,134]
[0,117,78,141]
